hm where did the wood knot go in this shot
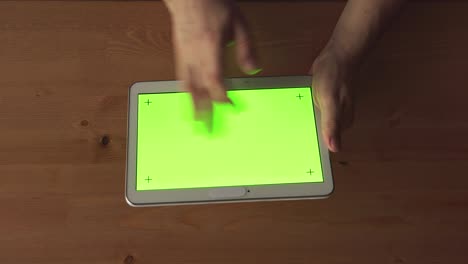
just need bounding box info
[101,135,110,146]
[80,120,89,127]
[338,161,349,166]
[123,255,134,264]
[388,116,401,128]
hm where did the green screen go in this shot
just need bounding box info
[136,87,323,191]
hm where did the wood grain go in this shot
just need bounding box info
[0,1,467,264]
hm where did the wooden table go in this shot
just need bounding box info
[1,1,467,263]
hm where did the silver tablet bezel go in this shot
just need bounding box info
[125,76,334,206]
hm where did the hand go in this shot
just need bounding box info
[164,0,261,115]
[311,46,355,152]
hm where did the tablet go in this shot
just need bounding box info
[125,76,333,206]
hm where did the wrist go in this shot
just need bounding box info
[324,38,359,70]
[313,42,353,80]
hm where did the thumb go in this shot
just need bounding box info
[317,94,341,152]
[233,12,262,75]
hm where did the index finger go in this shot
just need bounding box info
[199,33,230,103]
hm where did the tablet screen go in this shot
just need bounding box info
[136,87,324,191]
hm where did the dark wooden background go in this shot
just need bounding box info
[0,1,467,263]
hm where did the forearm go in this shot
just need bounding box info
[162,0,183,15]
[327,0,405,67]
[162,0,175,10]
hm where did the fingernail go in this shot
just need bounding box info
[212,93,231,104]
[243,59,262,75]
[217,97,233,105]
[329,138,340,152]
[226,41,235,48]
[224,97,234,105]
[247,68,263,75]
